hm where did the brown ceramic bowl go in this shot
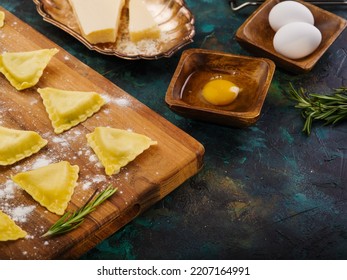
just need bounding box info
[165,48,275,127]
[235,0,347,73]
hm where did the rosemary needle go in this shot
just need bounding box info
[288,83,347,135]
[42,186,117,238]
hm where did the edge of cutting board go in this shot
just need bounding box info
[0,6,204,259]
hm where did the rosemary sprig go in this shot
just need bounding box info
[42,186,117,238]
[288,83,347,135]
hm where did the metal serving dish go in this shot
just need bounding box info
[33,0,195,59]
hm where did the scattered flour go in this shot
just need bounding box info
[30,99,38,105]
[0,181,36,226]
[82,174,106,190]
[89,154,98,162]
[101,93,131,107]
[84,148,92,156]
[101,94,111,103]
[92,174,107,183]
[0,180,17,199]
[95,161,103,169]
[1,202,36,223]
[52,136,69,147]
[9,205,36,222]
[113,97,131,107]
[82,181,92,190]
[31,156,52,170]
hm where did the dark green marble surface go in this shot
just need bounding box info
[2,0,347,259]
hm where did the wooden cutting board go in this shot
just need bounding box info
[0,7,204,259]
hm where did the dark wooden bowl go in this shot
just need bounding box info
[165,48,275,127]
[235,0,347,73]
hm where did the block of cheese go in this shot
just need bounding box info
[129,0,160,42]
[68,0,125,44]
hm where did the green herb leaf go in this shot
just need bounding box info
[288,83,347,135]
[42,186,117,238]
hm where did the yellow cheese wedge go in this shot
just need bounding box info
[0,11,5,28]
[12,161,79,215]
[129,0,160,42]
[0,126,48,166]
[68,0,125,44]
[0,210,27,241]
[86,127,157,176]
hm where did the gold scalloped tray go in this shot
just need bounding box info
[33,0,195,59]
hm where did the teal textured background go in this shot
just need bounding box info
[2,0,347,259]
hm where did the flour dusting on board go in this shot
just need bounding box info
[0,180,17,199]
[52,136,69,147]
[9,205,36,222]
[101,93,132,107]
[89,154,98,162]
[31,156,53,170]
[0,180,36,223]
[82,181,92,190]
[93,174,107,183]
[81,174,107,190]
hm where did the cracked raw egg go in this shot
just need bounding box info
[202,79,239,106]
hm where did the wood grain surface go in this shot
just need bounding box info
[0,7,204,260]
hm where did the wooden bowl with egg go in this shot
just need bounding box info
[235,0,347,73]
[165,48,275,127]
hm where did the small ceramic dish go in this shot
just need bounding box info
[33,0,195,59]
[165,48,275,127]
[235,0,347,73]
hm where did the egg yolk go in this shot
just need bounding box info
[202,79,239,106]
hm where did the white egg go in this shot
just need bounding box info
[269,1,314,31]
[273,22,322,60]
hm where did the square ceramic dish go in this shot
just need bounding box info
[165,48,275,127]
[235,0,347,73]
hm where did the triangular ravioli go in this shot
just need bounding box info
[12,161,79,215]
[0,210,27,241]
[0,126,47,166]
[0,48,58,90]
[86,127,157,176]
[37,87,105,134]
